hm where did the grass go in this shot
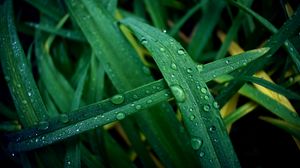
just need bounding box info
[0,0,299,167]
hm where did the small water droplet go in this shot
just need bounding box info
[187,68,193,73]
[39,121,49,130]
[209,126,216,132]
[160,47,165,52]
[213,101,219,109]
[200,88,207,94]
[177,49,185,55]
[22,100,28,104]
[225,60,229,64]
[141,37,148,44]
[204,95,209,100]
[116,113,125,120]
[147,100,153,104]
[191,138,203,150]
[203,105,210,111]
[171,63,177,70]
[17,84,21,88]
[28,92,32,96]
[171,74,175,78]
[67,161,71,165]
[189,108,193,112]
[199,152,205,157]
[190,115,196,121]
[242,61,247,66]
[11,153,15,157]
[135,105,142,110]
[170,85,186,102]
[59,114,69,123]
[197,64,204,72]
[162,29,167,33]
[111,94,125,104]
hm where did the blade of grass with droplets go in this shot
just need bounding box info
[121,18,240,167]
[142,0,166,29]
[0,0,48,127]
[259,116,300,140]
[216,5,300,107]
[7,79,172,152]
[24,0,64,21]
[229,0,300,72]
[169,0,208,36]
[65,0,199,167]
[188,0,225,61]
[240,76,300,100]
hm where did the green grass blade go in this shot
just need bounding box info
[259,116,300,140]
[65,1,198,167]
[216,5,300,107]
[239,84,300,126]
[24,0,64,21]
[223,102,257,126]
[142,0,166,29]
[121,18,240,167]
[240,76,300,100]
[0,0,48,127]
[169,0,208,36]
[188,0,225,61]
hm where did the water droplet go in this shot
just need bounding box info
[147,100,153,104]
[209,126,216,132]
[204,95,209,100]
[177,49,185,55]
[170,85,186,102]
[242,61,247,66]
[197,64,204,72]
[190,115,196,121]
[39,121,49,130]
[162,29,167,33]
[17,84,21,88]
[11,153,15,157]
[171,74,175,78]
[111,94,125,104]
[76,129,80,132]
[146,90,150,94]
[199,152,205,157]
[187,68,193,73]
[59,114,69,123]
[200,88,207,94]
[135,105,142,110]
[160,47,165,52]
[203,105,210,111]
[191,138,202,150]
[141,37,148,44]
[225,60,229,64]
[171,63,177,70]
[28,92,32,96]
[22,100,28,104]
[189,108,193,112]
[67,161,71,165]
[213,101,219,108]
[116,113,125,120]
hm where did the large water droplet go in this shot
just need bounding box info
[203,105,210,111]
[111,94,125,104]
[177,49,185,55]
[191,138,203,150]
[116,113,125,120]
[170,85,186,102]
[171,63,177,70]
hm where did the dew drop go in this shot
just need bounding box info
[170,85,186,102]
[135,104,142,110]
[187,68,193,73]
[177,49,185,55]
[199,152,205,157]
[22,100,28,104]
[162,29,167,33]
[28,92,32,96]
[17,84,21,88]
[225,60,229,64]
[111,94,125,104]
[213,101,219,109]
[209,126,216,132]
[197,64,204,72]
[146,100,153,104]
[76,129,80,132]
[200,88,207,94]
[67,161,71,165]
[190,115,196,121]
[160,47,165,52]
[203,105,210,111]
[171,63,177,70]
[116,113,125,120]
[141,37,148,44]
[191,138,203,150]
[204,95,209,100]
[59,114,69,123]
[39,121,49,130]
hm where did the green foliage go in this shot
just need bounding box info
[0,0,299,167]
